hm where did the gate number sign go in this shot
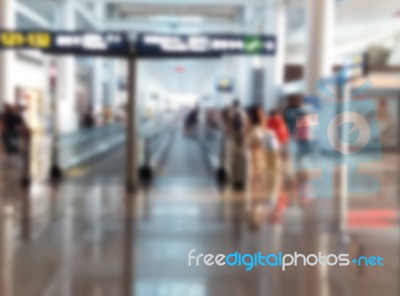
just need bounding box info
[0,31,130,56]
[0,31,52,49]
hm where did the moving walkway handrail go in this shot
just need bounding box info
[196,123,229,185]
[198,124,225,169]
[139,115,177,139]
[138,116,177,180]
[58,123,123,147]
[54,115,175,174]
[57,123,125,168]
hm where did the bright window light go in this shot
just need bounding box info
[252,56,263,69]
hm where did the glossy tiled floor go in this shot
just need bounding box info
[0,129,399,296]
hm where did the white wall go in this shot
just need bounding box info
[12,52,51,132]
[199,57,246,109]
[388,35,400,66]
[15,53,48,89]
[135,61,170,130]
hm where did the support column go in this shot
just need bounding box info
[92,60,104,116]
[107,60,119,113]
[0,0,16,108]
[0,209,15,296]
[273,3,286,100]
[55,1,77,133]
[92,3,105,117]
[219,57,233,107]
[126,57,137,192]
[305,0,335,96]
[302,3,336,296]
[237,5,255,106]
[263,2,286,110]
[237,57,251,105]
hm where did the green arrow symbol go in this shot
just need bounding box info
[244,37,263,53]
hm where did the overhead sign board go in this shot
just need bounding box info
[341,53,368,80]
[0,31,277,58]
[0,31,52,49]
[135,34,276,57]
[49,32,130,56]
[217,78,234,93]
[0,31,130,56]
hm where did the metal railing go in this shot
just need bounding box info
[196,123,227,184]
[16,117,176,186]
[57,123,125,169]
[138,116,177,182]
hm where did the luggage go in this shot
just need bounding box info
[230,145,248,191]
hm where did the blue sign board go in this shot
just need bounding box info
[0,31,277,58]
[135,34,277,58]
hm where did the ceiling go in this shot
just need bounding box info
[286,0,400,62]
[17,0,400,93]
[140,59,222,93]
[19,0,400,35]
[111,3,241,22]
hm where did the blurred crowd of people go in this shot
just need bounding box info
[222,100,290,227]
[184,96,316,228]
[80,105,125,129]
[0,104,30,157]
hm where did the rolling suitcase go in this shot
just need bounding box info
[230,145,248,191]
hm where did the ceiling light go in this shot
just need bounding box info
[149,15,204,23]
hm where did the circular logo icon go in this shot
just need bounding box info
[327,111,370,155]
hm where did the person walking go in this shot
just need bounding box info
[247,106,280,228]
[226,100,249,190]
[184,106,199,136]
[1,104,26,155]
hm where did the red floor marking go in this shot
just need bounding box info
[348,209,399,228]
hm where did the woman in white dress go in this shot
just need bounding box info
[247,106,280,228]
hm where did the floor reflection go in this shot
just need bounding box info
[0,138,398,295]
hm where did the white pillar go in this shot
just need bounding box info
[108,60,120,112]
[0,0,16,107]
[302,4,335,296]
[216,57,234,107]
[237,5,255,106]
[117,60,127,107]
[305,0,335,96]
[92,3,105,115]
[388,36,400,66]
[0,210,15,296]
[238,57,250,105]
[263,3,286,110]
[273,3,286,92]
[92,60,104,114]
[55,1,78,133]
[263,8,273,110]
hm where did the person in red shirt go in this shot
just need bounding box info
[266,109,289,145]
[265,109,293,214]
